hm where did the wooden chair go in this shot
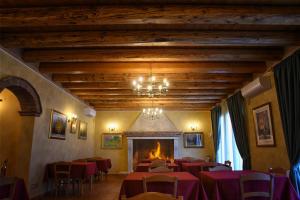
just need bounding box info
[240,172,274,200]
[0,177,17,200]
[209,165,232,171]
[142,175,178,197]
[121,192,183,200]
[149,160,167,169]
[149,166,174,173]
[54,162,72,196]
[224,160,232,167]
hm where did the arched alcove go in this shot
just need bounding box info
[0,76,42,116]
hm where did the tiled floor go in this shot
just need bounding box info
[42,174,126,200]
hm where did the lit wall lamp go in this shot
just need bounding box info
[108,123,118,132]
[190,124,198,132]
[67,113,78,123]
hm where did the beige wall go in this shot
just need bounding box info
[95,111,213,173]
[0,50,96,197]
[245,72,290,171]
[0,89,35,185]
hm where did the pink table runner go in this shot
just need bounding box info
[199,170,300,200]
[119,172,199,200]
[135,163,179,172]
[182,162,223,176]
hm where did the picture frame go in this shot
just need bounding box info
[183,132,204,148]
[49,109,67,140]
[70,119,78,134]
[102,133,123,149]
[252,103,275,147]
[78,121,88,140]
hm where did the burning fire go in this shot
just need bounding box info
[149,142,162,159]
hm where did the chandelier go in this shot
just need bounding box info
[132,64,169,98]
[142,107,163,120]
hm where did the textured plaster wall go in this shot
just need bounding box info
[0,89,34,186]
[0,50,96,197]
[95,111,213,173]
[245,72,290,171]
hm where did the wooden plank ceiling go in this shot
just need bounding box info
[1,0,300,111]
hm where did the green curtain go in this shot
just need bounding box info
[274,49,300,196]
[227,92,251,170]
[211,105,221,160]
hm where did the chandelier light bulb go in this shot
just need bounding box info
[132,80,137,86]
[139,77,143,82]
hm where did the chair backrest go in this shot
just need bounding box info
[54,162,71,181]
[149,166,174,173]
[142,175,178,197]
[209,165,232,171]
[240,172,274,200]
[224,160,232,167]
[149,160,167,169]
[0,177,17,199]
[121,192,183,200]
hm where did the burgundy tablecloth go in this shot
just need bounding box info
[0,178,29,200]
[119,172,199,200]
[174,159,192,171]
[87,158,112,174]
[135,163,179,172]
[199,170,300,200]
[182,162,223,176]
[44,161,97,181]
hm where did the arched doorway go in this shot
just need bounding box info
[0,76,42,185]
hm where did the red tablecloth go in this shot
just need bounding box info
[119,172,199,200]
[199,170,300,200]
[182,162,223,176]
[174,159,192,171]
[87,158,112,174]
[0,178,29,200]
[44,161,97,181]
[135,163,179,172]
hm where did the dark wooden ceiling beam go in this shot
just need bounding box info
[93,107,211,111]
[79,95,225,100]
[52,73,252,83]
[70,89,233,95]
[61,82,241,90]
[1,5,300,32]
[23,48,282,62]
[88,99,219,104]
[40,62,266,74]
[2,31,300,48]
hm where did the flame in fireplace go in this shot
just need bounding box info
[149,142,162,159]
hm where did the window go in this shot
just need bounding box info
[217,103,243,170]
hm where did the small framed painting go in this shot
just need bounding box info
[253,103,275,147]
[70,119,78,134]
[78,121,88,140]
[49,109,67,140]
[102,133,123,149]
[183,132,204,148]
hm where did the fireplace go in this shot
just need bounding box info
[133,139,174,167]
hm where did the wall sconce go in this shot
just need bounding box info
[108,123,118,132]
[67,113,77,123]
[190,124,198,132]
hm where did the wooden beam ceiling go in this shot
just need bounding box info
[2,31,300,48]
[1,2,298,111]
[1,6,300,32]
[40,62,266,74]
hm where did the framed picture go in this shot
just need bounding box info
[49,109,67,140]
[102,133,123,149]
[70,119,78,134]
[253,103,275,147]
[78,121,88,140]
[183,132,204,148]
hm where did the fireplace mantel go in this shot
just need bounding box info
[125,131,182,137]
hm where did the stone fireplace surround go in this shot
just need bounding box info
[125,131,181,172]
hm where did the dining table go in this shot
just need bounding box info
[119,172,199,200]
[86,157,112,174]
[199,170,300,200]
[182,162,224,176]
[135,163,179,172]
[0,177,29,200]
[44,161,97,192]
